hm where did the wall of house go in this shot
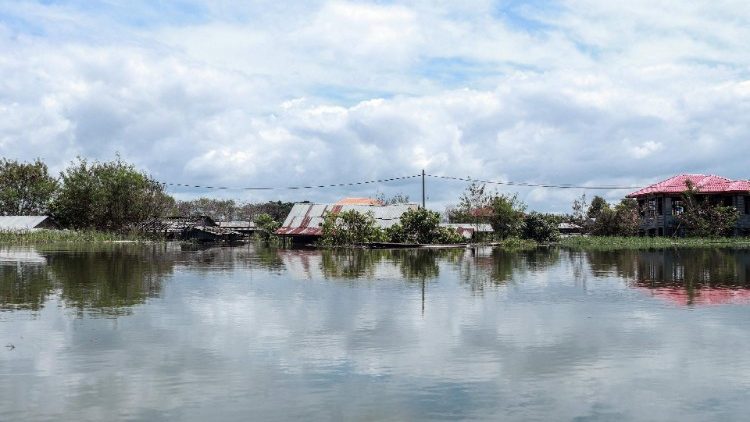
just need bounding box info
[639,194,750,236]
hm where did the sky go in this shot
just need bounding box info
[1,0,749,212]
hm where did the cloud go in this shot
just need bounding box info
[1,1,750,211]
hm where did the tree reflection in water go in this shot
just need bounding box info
[0,244,177,316]
[0,248,53,311]
[457,247,560,294]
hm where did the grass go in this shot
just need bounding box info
[0,229,150,244]
[559,236,750,250]
[477,237,539,250]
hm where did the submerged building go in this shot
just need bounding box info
[275,201,418,243]
[627,174,750,236]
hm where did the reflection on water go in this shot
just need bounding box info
[586,249,750,305]
[3,244,750,420]
[0,245,176,316]
[4,245,750,314]
[0,249,52,311]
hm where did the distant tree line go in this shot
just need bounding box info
[170,198,294,224]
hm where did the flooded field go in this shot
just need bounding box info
[2,244,750,421]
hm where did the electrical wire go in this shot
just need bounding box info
[162,173,736,192]
[164,174,422,190]
[425,174,644,190]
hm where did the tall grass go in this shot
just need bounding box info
[559,236,750,250]
[486,237,538,250]
[0,229,149,244]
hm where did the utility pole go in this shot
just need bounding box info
[421,169,426,209]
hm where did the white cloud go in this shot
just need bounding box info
[1,0,750,211]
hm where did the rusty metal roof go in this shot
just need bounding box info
[628,174,750,198]
[276,203,418,236]
[335,197,383,205]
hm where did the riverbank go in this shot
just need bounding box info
[0,229,149,244]
[559,236,750,250]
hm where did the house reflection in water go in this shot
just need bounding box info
[588,249,750,306]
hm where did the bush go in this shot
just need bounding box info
[433,226,465,244]
[489,194,526,240]
[522,212,560,242]
[398,208,442,244]
[320,210,385,246]
[254,213,281,241]
[588,199,640,237]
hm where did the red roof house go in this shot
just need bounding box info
[627,174,750,236]
[627,174,750,198]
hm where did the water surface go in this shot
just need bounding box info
[2,244,750,421]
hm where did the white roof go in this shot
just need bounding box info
[0,216,52,230]
[277,203,418,235]
[217,221,256,229]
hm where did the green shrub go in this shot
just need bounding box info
[522,212,560,242]
[320,210,385,246]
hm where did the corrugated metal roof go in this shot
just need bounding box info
[440,223,494,239]
[217,221,256,229]
[0,216,52,230]
[441,223,494,232]
[276,203,418,236]
[628,174,750,198]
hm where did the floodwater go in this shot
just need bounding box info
[2,244,750,421]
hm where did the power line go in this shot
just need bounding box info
[164,174,422,191]
[161,172,718,192]
[426,174,645,190]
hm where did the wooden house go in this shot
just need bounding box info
[627,174,750,236]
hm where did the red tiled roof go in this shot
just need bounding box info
[627,174,750,198]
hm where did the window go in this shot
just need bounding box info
[657,197,664,215]
[672,200,684,215]
[746,196,750,215]
[723,196,734,207]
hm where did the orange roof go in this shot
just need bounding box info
[335,197,383,206]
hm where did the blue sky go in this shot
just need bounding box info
[1,0,749,211]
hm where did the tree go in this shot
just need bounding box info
[676,181,739,237]
[589,198,640,236]
[488,194,526,239]
[587,196,608,219]
[522,212,560,242]
[171,198,237,220]
[375,192,411,205]
[320,210,385,246]
[571,193,589,227]
[385,208,463,244]
[0,158,58,215]
[237,201,295,222]
[51,157,173,232]
[254,213,281,241]
[448,182,493,223]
